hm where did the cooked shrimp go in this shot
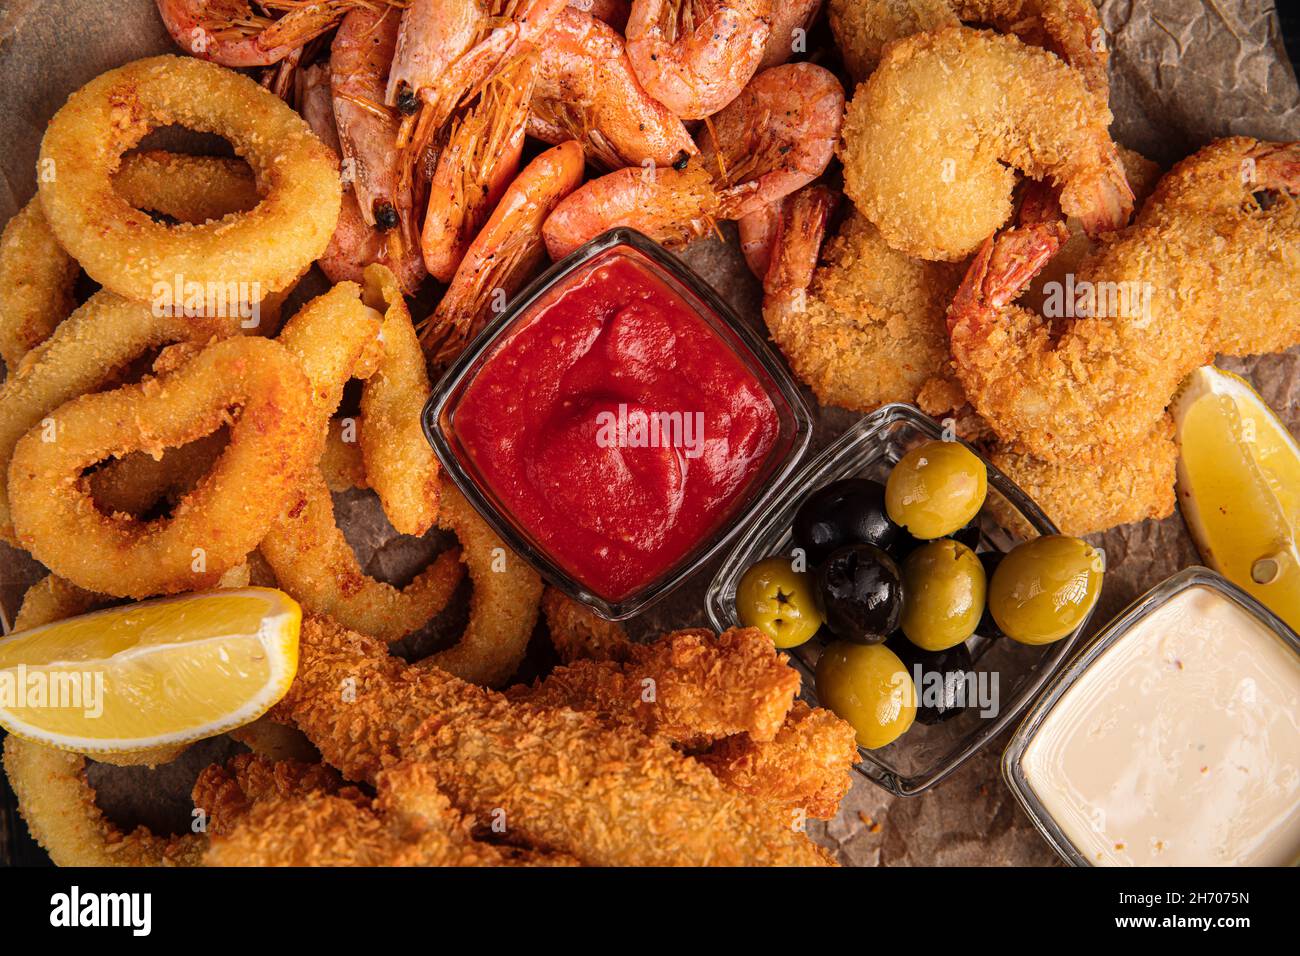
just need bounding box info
[421,141,585,367]
[569,0,630,30]
[737,198,784,278]
[625,0,773,120]
[542,161,752,259]
[301,61,426,293]
[697,62,844,219]
[422,55,535,283]
[156,0,380,67]
[947,137,1300,462]
[757,0,822,69]
[829,0,1107,93]
[260,43,304,101]
[528,7,697,170]
[839,26,1131,262]
[544,62,843,258]
[387,0,567,200]
[331,8,405,233]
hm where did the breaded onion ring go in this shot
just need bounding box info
[0,293,252,543]
[358,265,440,537]
[8,336,319,597]
[37,55,339,302]
[2,736,206,867]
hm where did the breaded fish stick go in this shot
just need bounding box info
[281,616,833,866]
[699,702,860,820]
[197,755,574,867]
[538,589,858,819]
[508,626,800,747]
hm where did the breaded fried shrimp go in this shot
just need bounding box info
[763,192,965,414]
[829,0,1108,94]
[839,27,1131,262]
[947,137,1300,461]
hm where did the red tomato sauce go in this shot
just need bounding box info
[452,253,781,601]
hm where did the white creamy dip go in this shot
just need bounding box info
[1021,585,1300,866]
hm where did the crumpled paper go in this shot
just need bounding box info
[2,0,1298,867]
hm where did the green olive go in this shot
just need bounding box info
[815,641,916,749]
[885,440,988,539]
[989,535,1103,644]
[736,556,823,648]
[900,539,986,651]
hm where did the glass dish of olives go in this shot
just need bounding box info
[705,403,1101,797]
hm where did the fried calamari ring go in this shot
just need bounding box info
[37,55,339,302]
[274,282,384,421]
[258,279,468,643]
[0,151,273,375]
[259,472,467,643]
[2,736,206,867]
[87,431,230,520]
[358,265,440,537]
[429,481,543,686]
[0,202,77,372]
[13,574,108,632]
[321,420,369,492]
[259,276,472,649]
[112,150,261,224]
[0,293,253,543]
[9,337,319,597]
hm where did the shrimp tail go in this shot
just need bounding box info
[947,219,1069,336]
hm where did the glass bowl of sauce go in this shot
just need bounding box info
[424,228,812,620]
[1003,566,1300,866]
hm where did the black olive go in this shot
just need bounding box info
[887,635,975,724]
[792,479,901,566]
[814,544,904,645]
[976,550,1006,639]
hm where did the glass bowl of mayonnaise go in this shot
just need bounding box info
[1003,566,1300,867]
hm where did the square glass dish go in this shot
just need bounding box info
[1002,567,1300,867]
[424,228,813,621]
[706,403,1092,796]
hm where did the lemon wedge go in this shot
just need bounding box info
[1172,366,1300,631]
[0,587,300,754]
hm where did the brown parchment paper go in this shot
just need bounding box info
[1,0,1298,867]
